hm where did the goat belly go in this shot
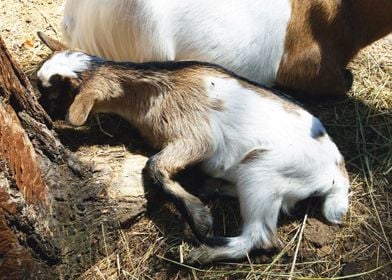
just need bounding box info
[62,0,291,86]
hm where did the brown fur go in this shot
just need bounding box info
[70,65,218,153]
[66,64,224,237]
[337,159,349,179]
[238,79,302,115]
[282,101,301,115]
[277,0,392,98]
[211,98,225,112]
[37,32,67,52]
[241,149,266,164]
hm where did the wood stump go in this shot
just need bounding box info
[0,36,148,279]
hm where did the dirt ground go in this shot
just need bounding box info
[1,0,391,279]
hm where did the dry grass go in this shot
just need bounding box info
[1,1,391,279]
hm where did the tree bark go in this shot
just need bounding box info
[0,36,147,279]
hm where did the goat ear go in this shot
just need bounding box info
[67,93,95,126]
[37,32,67,51]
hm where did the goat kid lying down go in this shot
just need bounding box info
[36,33,350,263]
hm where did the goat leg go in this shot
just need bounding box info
[145,140,214,239]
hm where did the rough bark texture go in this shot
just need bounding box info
[0,36,147,279]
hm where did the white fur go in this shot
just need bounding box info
[194,76,350,261]
[37,51,90,87]
[62,0,291,85]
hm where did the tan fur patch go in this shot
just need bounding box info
[337,159,349,179]
[38,31,67,52]
[282,101,301,115]
[211,98,224,112]
[241,149,266,164]
[236,79,302,115]
[70,64,220,153]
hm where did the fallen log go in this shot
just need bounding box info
[0,35,147,279]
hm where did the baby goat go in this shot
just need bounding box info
[37,33,350,263]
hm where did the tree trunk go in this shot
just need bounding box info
[0,36,147,279]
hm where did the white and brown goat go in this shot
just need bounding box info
[37,33,350,263]
[62,0,392,98]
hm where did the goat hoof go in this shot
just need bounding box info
[323,193,348,224]
[326,207,347,224]
[190,204,213,237]
[187,245,214,264]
